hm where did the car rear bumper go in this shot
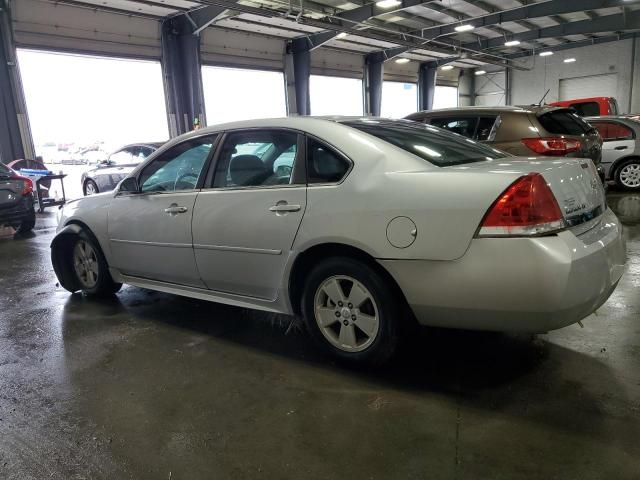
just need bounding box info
[380,208,626,333]
[0,195,35,226]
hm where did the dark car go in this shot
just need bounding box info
[405,106,603,169]
[81,142,164,195]
[0,162,36,233]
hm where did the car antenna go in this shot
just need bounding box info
[537,89,550,106]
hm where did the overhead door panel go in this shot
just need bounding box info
[559,74,618,100]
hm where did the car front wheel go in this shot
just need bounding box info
[615,159,640,190]
[69,231,121,296]
[301,257,400,365]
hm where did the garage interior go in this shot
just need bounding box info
[1,0,640,478]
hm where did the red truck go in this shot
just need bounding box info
[550,97,619,117]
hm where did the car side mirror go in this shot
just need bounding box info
[118,177,139,194]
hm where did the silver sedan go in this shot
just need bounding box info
[50,117,626,364]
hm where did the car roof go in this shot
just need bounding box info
[407,105,568,117]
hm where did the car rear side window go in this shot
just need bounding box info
[591,122,634,141]
[476,116,498,141]
[307,138,350,184]
[569,102,600,117]
[429,117,477,138]
[342,120,508,167]
[538,110,591,135]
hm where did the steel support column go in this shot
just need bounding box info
[284,42,311,115]
[418,63,437,111]
[0,0,34,162]
[364,59,383,116]
[161,15,206,137]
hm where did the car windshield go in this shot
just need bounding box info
[341,119,508,166]
[538,110,592,135]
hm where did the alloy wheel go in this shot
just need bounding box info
[73,240,99,289]
[313,275,380,352]
[619,163,640,188]
[85,181,98,195]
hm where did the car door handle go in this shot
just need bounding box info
[164,205,188,215]
[614,146,628,150]
[269,203,301,213]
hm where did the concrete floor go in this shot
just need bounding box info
[0,191,639,480]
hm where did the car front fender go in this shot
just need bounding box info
[50,224,83,292]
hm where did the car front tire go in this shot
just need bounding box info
[67,230,121,296]
[615,158,640,190]
[84,179,99,196]
[301,257,400,365]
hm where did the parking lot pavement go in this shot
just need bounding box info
[0,191,639,480]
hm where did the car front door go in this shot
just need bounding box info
[590,121,636,174]
[107,135,218,286]
[191,129,306,300]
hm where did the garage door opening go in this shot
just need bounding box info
[17,49,169,165]
[381,82,417,118]
[202,66,287,125]
[433,86,458,109]
[310,75,364,116]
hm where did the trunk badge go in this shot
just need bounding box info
[590,179,598,189]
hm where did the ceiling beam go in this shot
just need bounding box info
[506,32,637,58]
[289,0,439,53]
[420,0,640,40]
[461,8,640,51]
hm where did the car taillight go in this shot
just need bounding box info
[521,137,581,156]
[477,173,565,237]
[13,175,33,196]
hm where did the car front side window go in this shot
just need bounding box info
[139,136,217,193]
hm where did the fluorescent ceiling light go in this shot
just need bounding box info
[475,70,486,75]
[454,24,475,32]
[539,51,554,56]
[504,40,520,47]
[564,57,576,63]
[336,32,348,39]
[376,0,401,8]
[440,65,454,70]
[395,58,410,64]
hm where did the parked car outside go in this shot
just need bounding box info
[405,106,603,176]
[81,143,164,195]
[550,97,619,117]
[0,161,36,233]
[586,116,640,190]
[51,117,625,365]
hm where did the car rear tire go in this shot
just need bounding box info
[68,230,121,296]
[301,257,400,365]
[84,179,99,196]
[16,210,36,234]
[615,159,640,190]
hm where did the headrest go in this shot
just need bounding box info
[229,155,266,186]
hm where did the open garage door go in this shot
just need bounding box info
[559,74,618,100]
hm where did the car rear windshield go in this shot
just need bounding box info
[538,110,592,135]
[341,120,508,166]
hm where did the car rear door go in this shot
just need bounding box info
[590,120,636,176]
[191,129,306,300]
[107,135,218,287]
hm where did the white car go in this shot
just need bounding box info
[51,117,626,364]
